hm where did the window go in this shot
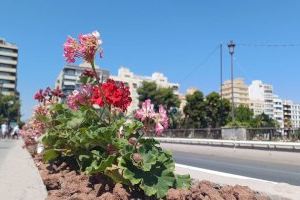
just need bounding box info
[0,47,17,53]
[0,64,15,68]
[0,55,17,60]
[64,69,76,75]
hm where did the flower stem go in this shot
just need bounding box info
[90,60,111,121]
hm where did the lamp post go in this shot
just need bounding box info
[228,40,235,121]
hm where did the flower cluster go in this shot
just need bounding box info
[67,85,93,110]
[64,31,102,64]
[34,86,63,103]
[21,103,52,147]
[135,99,169,135]
[91,79,132,112]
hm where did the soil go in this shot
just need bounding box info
[33,155,270,200]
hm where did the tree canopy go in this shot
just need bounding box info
[137,81,180,111]
[183,91,231,128]
[0,95,20,123]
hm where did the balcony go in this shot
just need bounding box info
[2,83,15,89]
[0,51,18,57]
[63,81,76,86]
[0,58,17,65]
[0,74,16,81]
[0,67,16,73]
[64,74,77,80]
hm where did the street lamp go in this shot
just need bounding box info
[228,40,235,121]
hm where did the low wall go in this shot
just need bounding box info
[222,128,247,140]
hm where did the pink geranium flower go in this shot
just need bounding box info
[135,99,156,121]
[67,85,93,110]
[63,31,103,64]
[135,99,169,135]
[63,37,80,63]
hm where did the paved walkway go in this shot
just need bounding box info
[0,139,47,200]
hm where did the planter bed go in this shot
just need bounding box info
[33,155,270,200]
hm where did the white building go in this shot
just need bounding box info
[291,103,300,128]
[110,67,179,113]
[248,80,274,118]
[273,95,284,128]
[0,38,18,96]
[282,100,300,129]
[55,62,110,96]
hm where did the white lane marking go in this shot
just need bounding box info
[175,163,278,184]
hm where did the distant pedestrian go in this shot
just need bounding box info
[11,125,20,139]
[1,122,8,139]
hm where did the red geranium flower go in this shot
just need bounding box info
[34,89,44,102]
[91,79,132,112]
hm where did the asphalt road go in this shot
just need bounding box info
[161,143,300,186]
[0,140,16,166]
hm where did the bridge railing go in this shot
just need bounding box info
[152,128,300,141]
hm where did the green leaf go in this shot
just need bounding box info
[85,155,116,174]
[138,145,158,171]
[175,174,191,189]
[119,151,176,199]
[105,165,130,185]
[43,149,59,162]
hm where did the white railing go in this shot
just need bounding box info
[154,137,300,150]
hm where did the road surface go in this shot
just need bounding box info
[161,143,300,186]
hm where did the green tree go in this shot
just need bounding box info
[137,81,180,111]
[183,91,206,128]
[137,81,181,128]
[137,81,158,106]
[0,95,20,124]
[204,92,231,128]
[251,113,277,128]
[234,105,254,123]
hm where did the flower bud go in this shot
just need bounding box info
[132,153,142,163]
[107,144,116,155]
[128,137,137,145]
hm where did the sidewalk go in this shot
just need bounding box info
[0,139,47,200]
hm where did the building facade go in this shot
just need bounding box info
[221,78,249,107]
[291,103,300,128]
[0,38,18,96]
[110,67,180,113]
[283,100,293,129]
[249,99,265,116]
[273,95,284,128]
[248,80,274,118]
[55,62,110,96]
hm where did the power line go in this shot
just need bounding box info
[237,43,300,47]
[181,45,219,83]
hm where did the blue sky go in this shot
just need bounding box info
[1,0,300,120]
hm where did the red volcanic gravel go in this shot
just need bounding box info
[33,156,270,200]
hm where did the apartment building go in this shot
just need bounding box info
[273,95,284,128]
[249,99,264,116]
[110,67,180,113]
[289,102,300,128]
[221,78,249,107]
[248,80,274,118]
[283,100,292,128]
[0,38,18,96]
[55,62,109,96]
